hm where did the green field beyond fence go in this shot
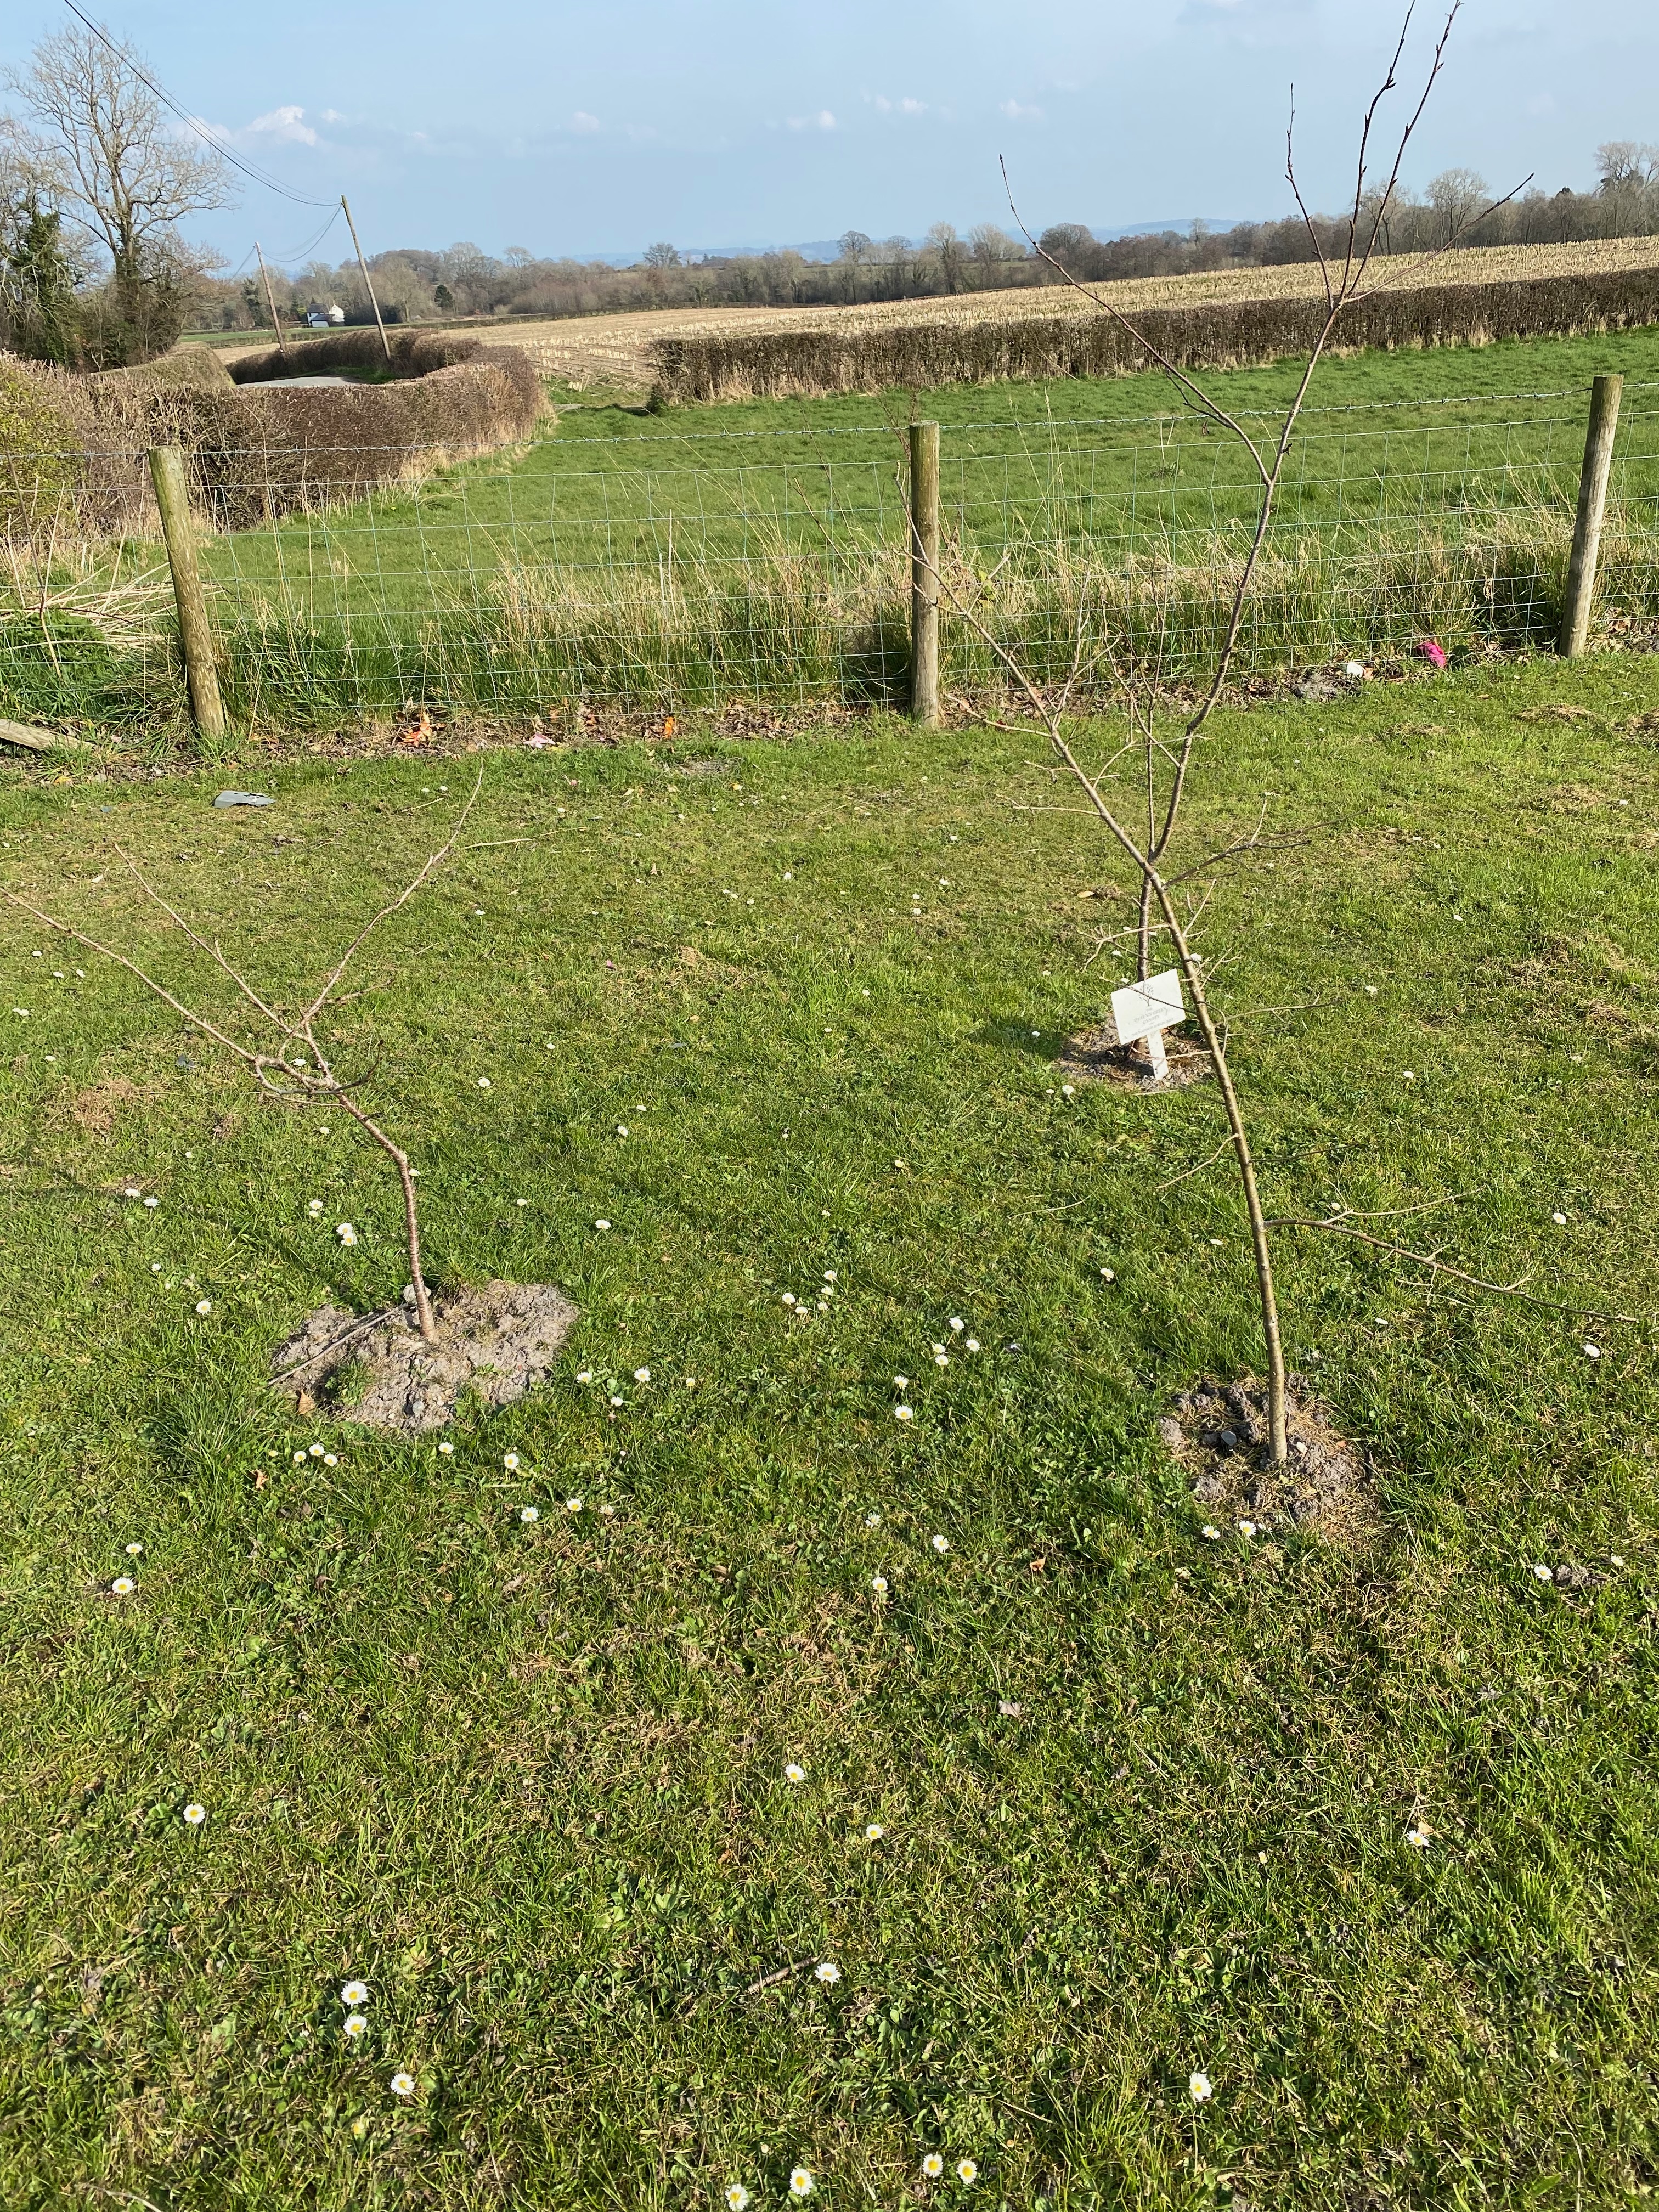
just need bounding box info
[7,335,1659,732]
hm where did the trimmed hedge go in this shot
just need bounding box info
[648,266,1659,402]
[0,330,542,543]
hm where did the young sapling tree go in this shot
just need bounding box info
[932,4,1521,1464]
[4,772,484,1346]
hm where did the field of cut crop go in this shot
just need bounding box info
[211,237,1659,399]
[1,648,1657,2208]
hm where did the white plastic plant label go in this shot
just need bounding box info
[1110,968,1186,1079]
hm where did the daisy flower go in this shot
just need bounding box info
[1189,2072,1212,2103]
[815,1961,840,1984]
[307,1200,324,1217]
[323,1453,337,1468]
[784,1762,806,1783]
[594,1220,611,1232]
[865,1511,882,1529]
[949,1317,964,1333]
[895,1405,913,1422]
[503,1452,521,1471]
[477,1078,492,1090]
[871,1575,888,1594]
[932,1534,950,1554]
[566,1497,584,1513]
[336,1223,358,1246]
[633,1367,651,1383]
[1405,1826,1432,1849]
[1551,1211,1567,1226]
[437,1441,454,1455]
[390,2072,416,2098]
[577,1370,594,1384]
[789,2170,815,2199]
[1202,1525,1220,1539]
[125,1542,143,1556]
[922,2153,945,2179]
[956,2160,979,2185]
[341,1982,369,2006]
[292,1451,307,1465]
[183,1803,206,1826]
[964,1339,979,1352]
[725,2190,751,2211]
[865,1823,884,1841]
[1237,1521,1257,1538]
[309,1443,325,1459]
[144,1195,160,1209]
[520,1505,540,1524]
[1531,1564,1553,1583]
[111,1576,136,1596]
[344,2014,368,2041]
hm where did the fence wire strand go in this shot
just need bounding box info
[3,388,1658,731]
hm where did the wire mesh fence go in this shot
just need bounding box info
[3,381,1659,733]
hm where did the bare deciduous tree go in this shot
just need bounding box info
[3,22,233,328]
[943,3,1520,1464]
[3,776,484,1346]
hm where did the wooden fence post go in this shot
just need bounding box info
[909,420,940,726]
[1560,374,1623,658]
[149,445,227,741]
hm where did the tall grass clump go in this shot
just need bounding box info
[182,501,1643,730]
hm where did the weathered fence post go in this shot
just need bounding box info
[1560,374,1624,658]
[148,445,227,741]
[909,420,940,726]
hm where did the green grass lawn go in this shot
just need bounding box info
[1,648,1657,2207]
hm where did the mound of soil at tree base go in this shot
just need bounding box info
[271,1280,577,1436]
[1058,1020,1214,1092]
[1159,1374,1376,1545]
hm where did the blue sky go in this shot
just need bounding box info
[3,0,1654,265]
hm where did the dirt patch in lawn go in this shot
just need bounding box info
[68,1075,154,1134]
[1058,1020,1214,1092]
[270,1279,578,1436]
[1159,1373,1377,1546]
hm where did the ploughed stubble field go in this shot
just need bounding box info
[1,652,1656,2209]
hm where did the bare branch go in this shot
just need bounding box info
[111,843,289,1030]
[1,891,264,1069]
[294,767,484,1041]
[1269,1214,1644,1321]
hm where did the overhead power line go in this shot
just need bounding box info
[59,0,340,207]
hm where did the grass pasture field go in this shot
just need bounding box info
[9,324,1659,740]
[1,651,1657,2207]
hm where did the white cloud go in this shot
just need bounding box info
[1000,98,1045,122]
[868,93,928,116]
[241,104,319,146]
[571,110,601,133]
[787,109,837,132]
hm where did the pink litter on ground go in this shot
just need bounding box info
[1411,637,1448,669]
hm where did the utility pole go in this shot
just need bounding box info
[340,195,393,363]
[254,242,287,357]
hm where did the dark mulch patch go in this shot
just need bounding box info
[1057,1019,1214,1092]
[1159,1373,1378,1547]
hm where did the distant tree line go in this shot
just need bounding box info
[188,149,1659,337]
